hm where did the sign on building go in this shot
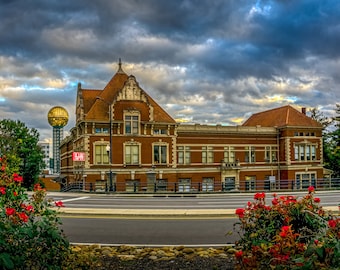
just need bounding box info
[72,152,85,161]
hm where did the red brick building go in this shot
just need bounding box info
[60,61,324,192]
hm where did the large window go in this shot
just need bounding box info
[178,146,190,164]
[265,146,277,163]
[224,146,235,162]
[202,177,214,192]
[294,144,316,161]
[125,114,139,135]
[153,129,167,135]
[94,144,109,165]
[245,176,256,190]
[95,127,109,134]
[153,144,167,164]
[245,146,256,163]
[202,146,214,164]
[178,178,191,192]
[125,144,140,165]
[295,173,316,189]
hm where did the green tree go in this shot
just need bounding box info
[0,119,45,188]
[309,107,334,177]
[309,107,332,131]
[327,104,340,178]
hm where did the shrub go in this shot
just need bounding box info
[0,155,70,269]
[233,187,340,269]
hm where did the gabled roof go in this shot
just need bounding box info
[85,68,129,120]
[78,60,175,123]
[242,105,322,128]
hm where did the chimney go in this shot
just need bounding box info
[301,107,306,115]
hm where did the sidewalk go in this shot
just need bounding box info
[58,206,339,217]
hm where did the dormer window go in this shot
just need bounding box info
[124,112,140,135]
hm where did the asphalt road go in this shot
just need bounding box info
[55,190,339,246]
[61,216,239,246]
[51,190,340,210]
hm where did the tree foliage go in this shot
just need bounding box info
[0,119,45,188]
[309,107,332,131]
[311,104,340,178]
[327,104,340,178]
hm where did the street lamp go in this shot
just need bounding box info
[96,96,114,192]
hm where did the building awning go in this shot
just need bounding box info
[323,168,333,177]
[53,175,67,183]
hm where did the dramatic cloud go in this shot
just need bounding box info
[1,0,339,141]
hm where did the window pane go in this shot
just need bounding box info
[132,146,139,164]
[300,145,304,160]
[95,145,102,164]
[294,145,299,160]
[125,122,131,134]
[125,145,131,164]
[306,145,310,160]
[185,147,190,164]
[251,147,255,162]
[178,152,183,164]
[132,121,138,134]
[202,151,207,163]
[154,146,159,163]
[311,145,316,160]
[161,146,167,163]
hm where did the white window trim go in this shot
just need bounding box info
[124,110,140,135]
[177,146,191,165]
[123,141,141,165]
[93,142,110,165]
[152,142,169,165]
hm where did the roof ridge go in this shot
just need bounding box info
[250,104,292,116]
[285,106,290,124]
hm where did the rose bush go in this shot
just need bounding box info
[0,155,70,269]
[233,187,340,269]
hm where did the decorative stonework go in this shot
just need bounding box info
[320,138,323,163]
[117,76,147,102]
[285,138,291,165]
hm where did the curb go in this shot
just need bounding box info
[57,206,339,217]
[57,208,235,217]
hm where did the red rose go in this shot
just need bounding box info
[254,192,265,200]
[55,201,64,207]
[279,231,287,237]
[235,250,243,259]
[328,219,337,228]
[25,205,34,212]
[6,208,16,216]
[314,197,321,203]
[18,212,29,222]
[308,186,315,193]
[235,208,245,218]
[13,173,23,183]
[272,198,279,205]
[0,187,6,195]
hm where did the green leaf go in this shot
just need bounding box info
[304,246,315,257]
[0,253,14,269]
[315,246,325,261]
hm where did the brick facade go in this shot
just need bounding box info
[60,61,324,192]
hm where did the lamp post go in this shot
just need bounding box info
[96,96,114,192]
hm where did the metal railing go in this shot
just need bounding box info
[61,178,340,193]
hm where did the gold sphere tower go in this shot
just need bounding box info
[47,106,69,174]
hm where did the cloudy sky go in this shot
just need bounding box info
[1,0,340,142]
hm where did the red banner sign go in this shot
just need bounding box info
[72,152,85,161]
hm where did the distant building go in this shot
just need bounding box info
[38,141,52,174]
[60,61,324,192]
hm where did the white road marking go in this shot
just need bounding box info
[61,196,90,203]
